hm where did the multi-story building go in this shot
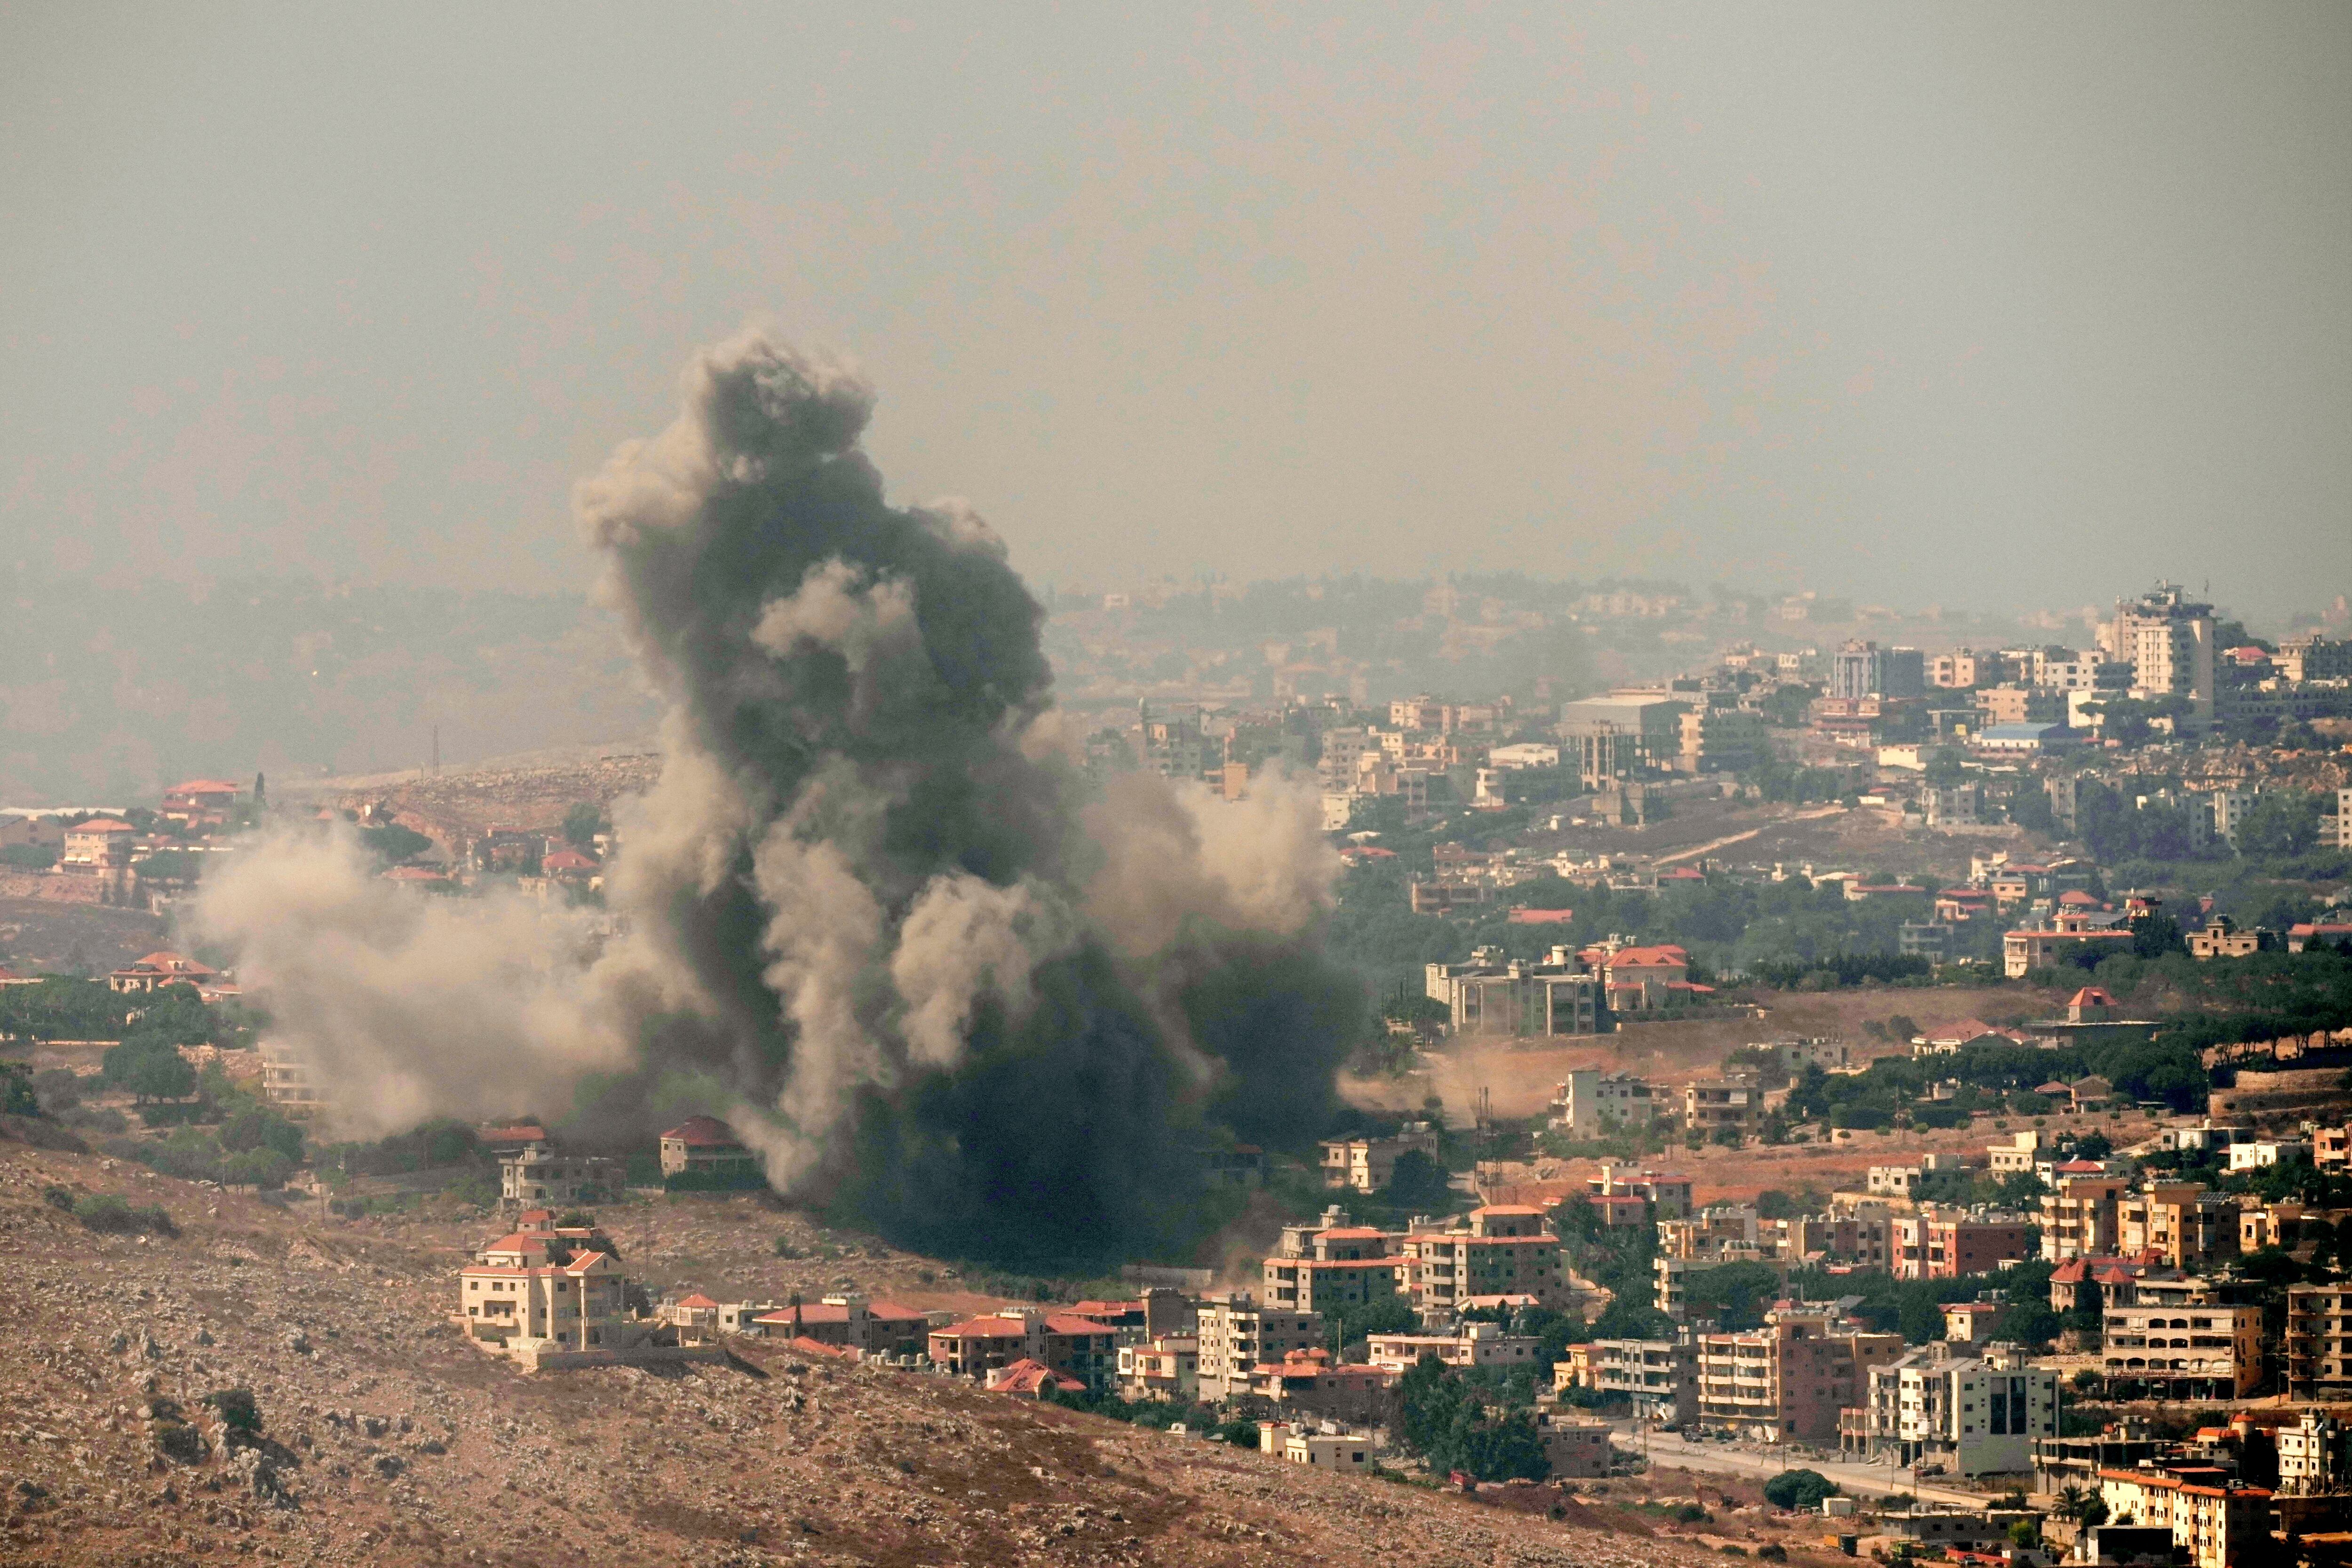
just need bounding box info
[747,1293,932,1357]
[259,1041,328,1122]
[1396,1205,1565,1316]
[1263,1216,1404,1316]
[1676,706,1768,775]
[1562,1336,1696,1424]
[2119,1183,2241,1274]
[1987,1129,2046,1175]
[1692,1312,1904,1442]
[2098,582,2217,722]
[2277,633,2352,685]
[2286,1284,2352,1400]
[2102,1290,2263,1400]
[1683,1078,1764,1138]
[457,1213,645,1365]
[2095,1468,2271,1568]
[1547,1070,1655,1137]
[2277,1408,2351,1494]
[2042,1174,2128,1261]
[1558,692,1690,772]
[1892,1210,2037,1281]
[1114,1335,1200,1402]
[1318,1123,1442,1192]
[1194,1293,1321,1401]
[1847,1341,2057,1477]
[1588,1163,1695,1221]
[499,1138,623,1210]
[1423,950,1608,1037]
[928,1310,1120,1393]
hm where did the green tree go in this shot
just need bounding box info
[2236,791,2326,859]
[562,803,609,848]
[1763,1469,1838,1510]
[1381,1149,1454,1212]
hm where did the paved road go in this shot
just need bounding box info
[1616,1424,1990,1512]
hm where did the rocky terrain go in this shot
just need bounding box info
[0,1127,1801,1568]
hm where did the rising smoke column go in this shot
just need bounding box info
[558,327,1360,1263]
[192,327,1358,1265]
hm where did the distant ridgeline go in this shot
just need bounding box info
[0,570,658,803]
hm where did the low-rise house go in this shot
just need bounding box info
[1587,1163,1694,1220]
[930,1311,1119,1392]
[2048,1257,2171,1313]
[659,1115,761,1182]
[2096,1467,2271,1568]
[2315,1126,2350,1170]
[1364,1321,1542,1373]
[1986,1130,2047,1175]
[1260,1422,1373,1470]
[749,1294,931,1358]
[2277,1408,2351,1495]
[2187,916,2273,960]
[1240,1348,1394,1423]
[107,950,222,994]
[2228,1138,2312,1170]
[987,1358,1086,1397]
[1534,1410,1613,1477]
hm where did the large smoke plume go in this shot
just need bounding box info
[195,328,1361,1265]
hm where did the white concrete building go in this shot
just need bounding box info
[1547,1070,1657,1138]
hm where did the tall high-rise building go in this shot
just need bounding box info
[2099,582,2216,721]
[1831,640,1883,701]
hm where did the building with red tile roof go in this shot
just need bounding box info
[985,1358,1087,1397]
[106,951,220,994]
[659,1115,760,1183]
[929,1311,1117,1392]
[748,1295,931,1358]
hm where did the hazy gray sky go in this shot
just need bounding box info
[5,3,2347,618]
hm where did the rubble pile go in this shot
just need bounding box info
[0,1139,1721,1567]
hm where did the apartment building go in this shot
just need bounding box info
[1692,1313,1904,1442]
[1396,1205,1566,1315]
[499,1138,623,1210]
[1847,1342,2057,1477]
[2120,1183,2241,1274]
[2099,582,2217,721]
[1194,1293,1322,1401]
[1318,1122,1442,1193]
[1587,1163,1696,1221]
[1562,1337,1696,1424]
[2286,1284,2352,1400]
[1422,950,1608,1037]
[457,1217,645,1364]
[1263,1220,1404,1316]
[1547,1070,1656,1137]
[1891,1210,2036,1281]
[1683,1079,1764,1137]
[2095,1468,2270,1568]
[2277,1408,2350,1495]
[2102,1290,2263,1400]
[2042,1174,2128,1261]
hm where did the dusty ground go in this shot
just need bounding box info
[1522,796,2036,886]
[0,1125,1788,1568]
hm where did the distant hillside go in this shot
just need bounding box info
[0,567,658,804]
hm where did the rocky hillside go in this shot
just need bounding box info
[0,1126,1774,1568]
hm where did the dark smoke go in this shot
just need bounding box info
[557,329,1361,1264]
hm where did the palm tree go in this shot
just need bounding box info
[2056,1482,2092,1524]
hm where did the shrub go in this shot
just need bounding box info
[203,1388,262,1435]
[41,1183,74,1211]
[73,1194,178,1236]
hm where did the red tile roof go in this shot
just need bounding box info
[675,1293,720,1309]
[71,819,135,834]
[661,1115,744,1147]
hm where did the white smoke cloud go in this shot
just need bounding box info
[189,826,629,1140]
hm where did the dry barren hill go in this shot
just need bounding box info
[0,1125,1780,1568]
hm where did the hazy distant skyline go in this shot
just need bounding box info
[5,4,2348,618]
